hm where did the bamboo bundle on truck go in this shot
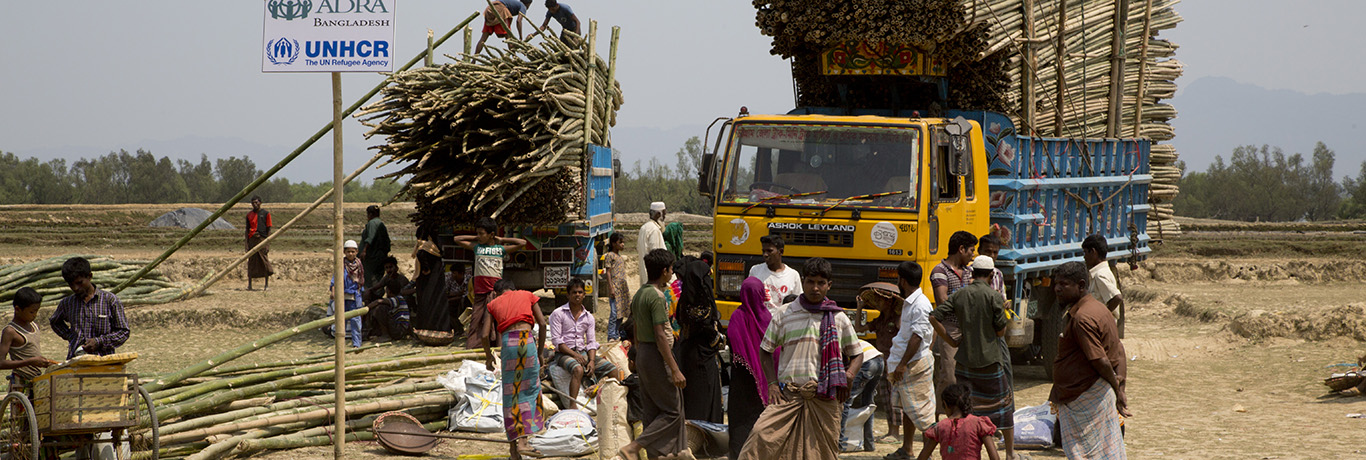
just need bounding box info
[359,35,623,229]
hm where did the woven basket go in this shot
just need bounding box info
[1325,372,1364,392]
[413,329,456,346]
[374,411,441,455]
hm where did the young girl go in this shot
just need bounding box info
[603,232,630,341]
[482,279,548,460]
[917,384,1001,460]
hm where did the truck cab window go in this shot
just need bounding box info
[935,137,960,202]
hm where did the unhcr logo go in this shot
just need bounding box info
[266,38,301,65]
[268,0,312,20]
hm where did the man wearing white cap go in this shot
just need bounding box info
[637,202,668,285]
[929,255,1017,460]
[329,239,365,347]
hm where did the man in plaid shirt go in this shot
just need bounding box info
[50,257,130,360]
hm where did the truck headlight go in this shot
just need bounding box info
[720,274,744,294]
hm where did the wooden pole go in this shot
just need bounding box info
[583,20,597,147]
[1022,0,1036,136]
[1131,0,1154,137]
[331,71,347,460]
[109,12,479,295]
[1105,0,1130,137]
[464,26,473,60]
[1054,0,1068,137]
[426,29,434,67]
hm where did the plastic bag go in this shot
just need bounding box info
[841,404,876,451]
[448,360,504,433]
[530,409,597,457]
[1013,404,1058,449]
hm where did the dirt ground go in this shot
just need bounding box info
[2,205,1365,459]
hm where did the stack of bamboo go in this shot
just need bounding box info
[0,254,191,307]
[751,0,1184,235]
[130,308,485,460]
[360,36,621,229]
[973,0,1184,235]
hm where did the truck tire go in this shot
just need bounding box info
[1036,281,1061,382]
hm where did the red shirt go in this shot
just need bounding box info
[486,290,540,332]
[923,415,997,460]
[246,210,271,237]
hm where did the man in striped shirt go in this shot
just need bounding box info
[50,257,130,360]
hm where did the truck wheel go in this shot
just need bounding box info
[1036,282,1061,382]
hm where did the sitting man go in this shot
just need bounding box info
[364,256,411,341]
[549,278,618,409]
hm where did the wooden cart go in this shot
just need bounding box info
[1,353,159,460]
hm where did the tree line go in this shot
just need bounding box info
[0,150,403,205]
[614,136,712,216]
[1174,142,1366,221]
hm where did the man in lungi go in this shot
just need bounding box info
[475,0,533,54]
[1049,261,1130,459]
[244,196,274,290]
[929,231,977,404]
[884,261,936,460]
[930,255,1016,460]
[617,249,690,460]
[738,257,863,460]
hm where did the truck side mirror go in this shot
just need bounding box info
[944,116,973,177]
[698,152,716,196]
[613,158,621,179]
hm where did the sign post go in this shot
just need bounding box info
[263,2,396,458]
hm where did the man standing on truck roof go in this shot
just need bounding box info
[637,202,668,285]
[475,0,533,54]
[539,0,580,43]
[749,235,802,318]
[929,231,977,406]
[1082,234,1124,320]
[1049,261,1129,459]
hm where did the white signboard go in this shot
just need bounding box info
[262,0,396,73]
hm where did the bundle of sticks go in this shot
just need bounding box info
[360,37,622,229]
[752,0,1185,234]
[0,254,191,307]
[130,308,482,460]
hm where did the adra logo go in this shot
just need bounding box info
[314,0,390,14]
[267,0,312,20]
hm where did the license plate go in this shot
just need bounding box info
[543,265,570,288]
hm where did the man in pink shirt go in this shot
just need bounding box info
[549,279,619,408]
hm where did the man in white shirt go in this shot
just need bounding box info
[747,235,802,317]
[637,202,668,285]
[886,261,936,460]
[1082,234,1123,320]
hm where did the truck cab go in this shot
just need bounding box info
[699,110,988,322]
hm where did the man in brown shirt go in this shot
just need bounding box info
[1049,261,1130,459]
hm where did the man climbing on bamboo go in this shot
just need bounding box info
[476,0,534,54]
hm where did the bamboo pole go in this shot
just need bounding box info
[238,419,445,453]
[1022,0,1037,135]
[181,153,384,300]
[464,26,473,61]
[1105,0,1129,137]
[184,426,290,460]
[426,29,435,67]
[160,393,454,445]
[1131,0,1154,137]
[144,307,371,392]
[155,347,418,405]
[1054,0,1068,137]
[109,12,481,296]
[331,68,348,460]
[582,20,597,219]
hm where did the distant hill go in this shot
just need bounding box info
[1170,76,1366,179]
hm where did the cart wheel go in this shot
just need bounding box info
[2,391,39,460]
[132,385,159,460]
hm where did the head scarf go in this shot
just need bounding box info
[799,294,848,400]
[728,277,775,404]
[344,256,365,286]
[663,222,684,259]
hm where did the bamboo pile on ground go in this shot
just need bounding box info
[359,34,622,228]
[127,307,492,460]
[0,254,193,307]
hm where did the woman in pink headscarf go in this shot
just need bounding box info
[727,277,777,459]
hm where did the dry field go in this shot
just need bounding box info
[1,204,1364,459]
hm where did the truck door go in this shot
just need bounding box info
[929,126,966,256]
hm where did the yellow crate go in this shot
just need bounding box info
[33,361,137,433]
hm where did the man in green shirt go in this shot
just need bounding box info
[930,255,1016,460]
[619,249,688,460]
[359,205,391,291]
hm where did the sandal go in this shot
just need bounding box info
[875,434,902,445]
[883,448,912,460]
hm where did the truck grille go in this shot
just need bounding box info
[768,230,854,247]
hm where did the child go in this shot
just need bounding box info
[1,288,56,395]
[916,384,1001,460]
[603,232,630,341]
[738,257,864,460]
[617,249,689,460]
[446,263,472,336]
[329,240,365,348]
[455,217,527,348]
[549,278,618,408]
[51,257,130,359]
[483,279,549,460]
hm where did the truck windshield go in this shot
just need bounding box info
[721,123,921,210]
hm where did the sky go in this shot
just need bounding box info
[2,1,1364,183]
